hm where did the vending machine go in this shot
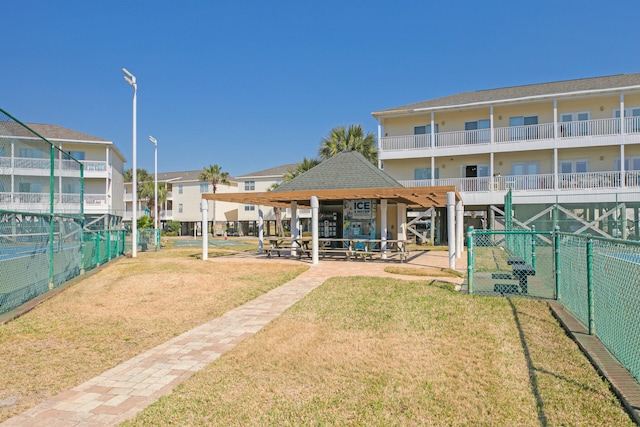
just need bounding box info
[343,199,376,249]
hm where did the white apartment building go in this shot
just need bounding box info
[0,122,125,229]
[124,164,298,236]
[372,73,640,238]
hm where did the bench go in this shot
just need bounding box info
[492,260,535,294]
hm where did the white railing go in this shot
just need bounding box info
[380,134,432,151]
[82,160,108,172]
[558,171,620,190]
[13,157,50,169]
[380,117,640,153]
[399,171,629,192]
[85,194,107,204]
[160,210,173,219]
[166,191,173,199]
[494,123,555,143]
[0,157,11,168]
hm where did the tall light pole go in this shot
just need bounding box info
[149,135,158,247]
[123,68,138,257]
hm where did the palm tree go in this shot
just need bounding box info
[318,124,377,164]
[284,157,320,181]
[199,164,230,236]
[138,181,168,221]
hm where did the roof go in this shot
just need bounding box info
[203,152,460,208]
[24,123,110,143]
[236,163,298,179]
[275,152,402,191]
[373,73,640,117]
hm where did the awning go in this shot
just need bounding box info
[202,186,461,209]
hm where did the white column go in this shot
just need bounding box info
[431,156,435,186]
[381,199,388,259]
[620,93,626,134]
[258,206,264,254]
[446,192,456,269]
[430,112,435,148]
[490,152,494,192]
[553,99,558,138]
[490,105,494,144]
[621,144,626,189]
[291,201,298,257]
[377,122,383,169]
[201,199,208,260]
[456,199,463,259]
[553,148,558,190]
[397,203,406,241]
[311,196,319,265]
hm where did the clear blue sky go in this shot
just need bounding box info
[3,1,639,177]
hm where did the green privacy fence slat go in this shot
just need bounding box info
[468,228,640,384]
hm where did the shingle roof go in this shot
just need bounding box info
[236,163,298,179]
[24,123,110,142]
[373,73,640,116]
[274,151,402,192]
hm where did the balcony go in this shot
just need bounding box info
[0,157,109,178]
[380,117,640,158]
[0,192,112,214]
[160,210,173,220]
[399,170,640,204]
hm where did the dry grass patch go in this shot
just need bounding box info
[125,278,633,426]
[0,248,306,421]
[384,265,463,278]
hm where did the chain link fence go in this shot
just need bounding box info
[0,109,130,315]
[467,227,640,384]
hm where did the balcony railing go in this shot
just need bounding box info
[0,157,107,173]
[160,210,173,219]
[381,117,640,152]
[399,170,637,192]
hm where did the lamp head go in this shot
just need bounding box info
[122,68,136,86]
[149,135,157,145]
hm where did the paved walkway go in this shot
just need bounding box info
[1,250,464,426]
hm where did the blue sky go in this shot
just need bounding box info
[3,1,639,177]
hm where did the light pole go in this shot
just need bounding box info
[149,135,158,247]
[123,68,138,257]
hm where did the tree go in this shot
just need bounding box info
[318,124,377,164]
[124,168,151,185]
[199,164,230,236]
[283,157,320,181]
[138,181,168,221]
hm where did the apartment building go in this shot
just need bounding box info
[0,123,125,229]
[235,163,299,235]
[372,73,640,236]
[124,164,298,236]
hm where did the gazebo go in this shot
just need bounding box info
[202,152,464,267]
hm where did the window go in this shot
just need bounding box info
[615,157,640,171]
[414,124,438,134]
[512,162,540,175]
[464,119,490,144]
[178,184,183,194]
[244,204,256,211]
[178,203,183,213]
[0,147,4,156]
[68,151,85,160]
[509,116,539,140]
[560,112,590,137]
[244,180,255,191]
[63,183,80,193]
[19,148,42,158]
[559,160,589,174]
[18,182,42,192]
[200,183,208,193]
[414,167,439,180]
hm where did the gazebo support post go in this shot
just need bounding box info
[456,199,463,259]
[381,199,388,259]
[311,196,319,265]
[201,199,208,261]
[447,192,456,269]
[258,206,264,254]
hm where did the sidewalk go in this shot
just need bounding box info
[1,250,464,426]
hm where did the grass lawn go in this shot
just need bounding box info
[0,246,307,422]
[124,277,633,426]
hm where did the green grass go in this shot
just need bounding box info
[124,277,634,426]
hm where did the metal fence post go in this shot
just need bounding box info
[531,225,536,270]
[94,232,100,267]
[106,230,111,261]
[467,226,474,294]
[554,226,560,300]
[587,235,594,335]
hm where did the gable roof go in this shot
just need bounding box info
[236,163,298,179]
[275,152,402,192]
[373,73,640,117]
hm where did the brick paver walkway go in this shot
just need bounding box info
[1,251,464,426]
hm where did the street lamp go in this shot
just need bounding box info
[123,68,138,257]
[149,135,158,247]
